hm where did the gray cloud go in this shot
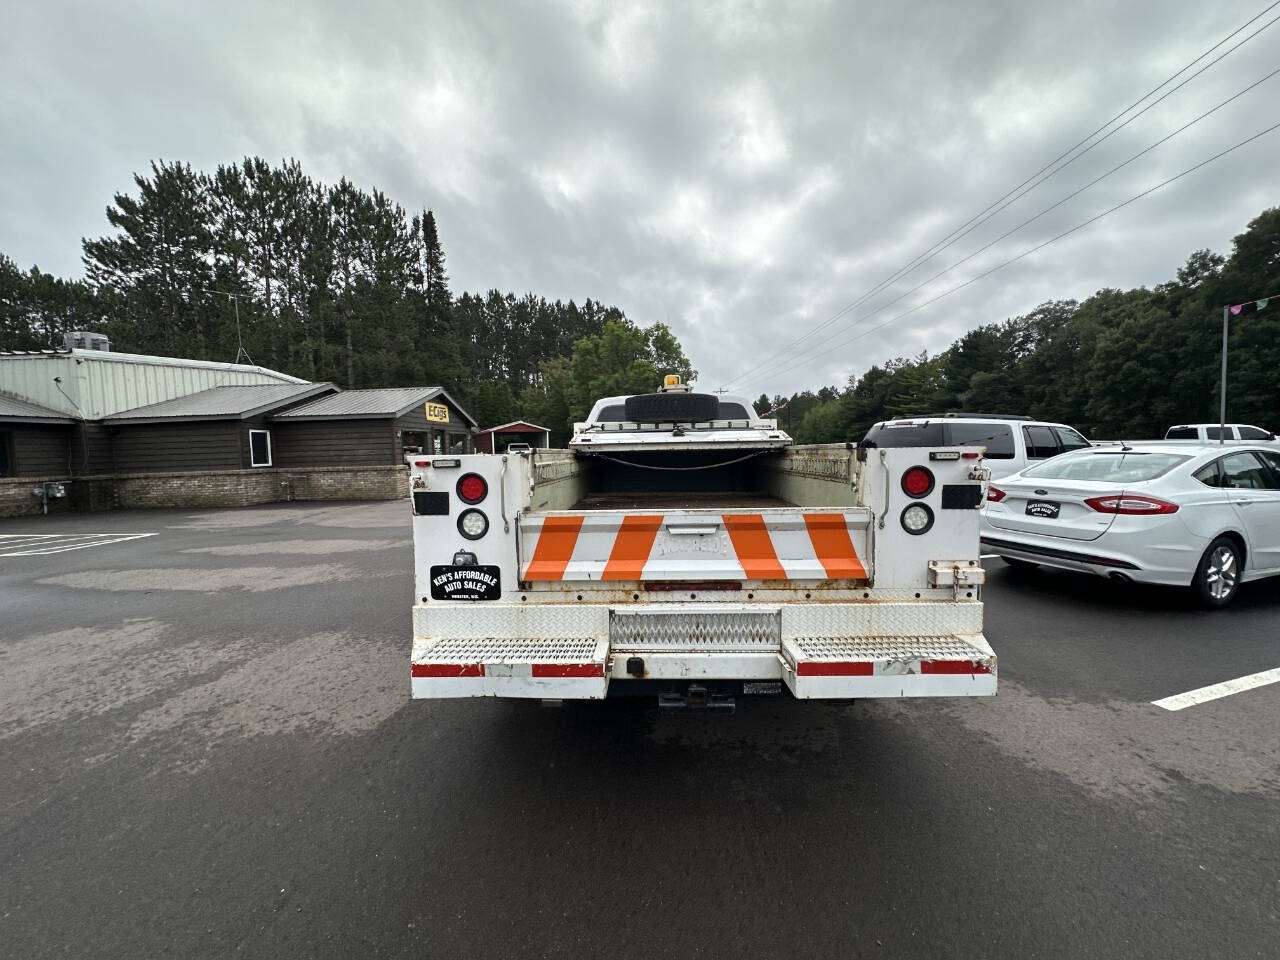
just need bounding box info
[2,0,1276,396]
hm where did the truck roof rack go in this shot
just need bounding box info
[918,412,1034,421]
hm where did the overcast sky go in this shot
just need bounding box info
[2,0,1277,396]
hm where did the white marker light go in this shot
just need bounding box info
[458,509,488,539]
[901,503,934,535]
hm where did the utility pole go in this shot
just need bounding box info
[1219,294,1274,443]
[1219,305,1228,445]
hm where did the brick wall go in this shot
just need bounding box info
[0,477,58,518]
[0,466,408,517]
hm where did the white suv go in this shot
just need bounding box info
[862,414,1092,480]
[1165,423,1276,442]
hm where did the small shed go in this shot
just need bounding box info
[474,420,552,454]
[271,387,477,464]
[101,382,336,473]
[0,393,76,477]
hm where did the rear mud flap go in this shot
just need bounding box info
[780,633,996,699]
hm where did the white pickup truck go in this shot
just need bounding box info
[409,378,996,709]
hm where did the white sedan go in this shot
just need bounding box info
[980,442,1280,607]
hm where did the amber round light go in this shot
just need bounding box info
[457,473,488,504]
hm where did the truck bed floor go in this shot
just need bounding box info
[570,491,795,511]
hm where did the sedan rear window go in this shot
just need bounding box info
[1022,452,1190,482]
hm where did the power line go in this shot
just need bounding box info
[729,3,1280,388]
[756,119,1280,385]
[734,62,1280,386]
[727,1,1280,388]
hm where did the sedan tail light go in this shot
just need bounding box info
[1084,494,1179,515]
[986,485,1006,503]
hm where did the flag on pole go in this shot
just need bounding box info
[1229,295,1274,316]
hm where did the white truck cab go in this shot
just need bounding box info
[408,379,997,709]
[1165,423,1277,442]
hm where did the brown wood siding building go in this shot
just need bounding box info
[1,394,78,478]
[2,424,71,476]
[99,382,336,474]
[272,387,477,465]
[4,382,478,480]
[71,422,117,475]
[395,401,472,456]
[108,422,245,473]
[272,420,397,467]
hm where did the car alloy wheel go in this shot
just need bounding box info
[1194,536,1242,608]
[1204,545,1238,601]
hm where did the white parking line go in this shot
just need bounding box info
[1152,667,1280,711]
[0,533,156,556]
[0,534,109,547]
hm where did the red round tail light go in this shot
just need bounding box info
[901,466,935,498]
[456,473,488,504]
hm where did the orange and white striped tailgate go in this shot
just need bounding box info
[518,509,872,582]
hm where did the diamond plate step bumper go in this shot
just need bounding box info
[781,634,996,699]
[411,636,609,699]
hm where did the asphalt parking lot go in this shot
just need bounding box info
[2,501,1278,959]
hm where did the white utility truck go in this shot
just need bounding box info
[409,377,996,710]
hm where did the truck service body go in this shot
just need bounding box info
[410,380,996,707]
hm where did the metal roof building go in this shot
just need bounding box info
[103,383,334,424]
[273,386,474,422]
[0,393,78,478]
[273,386,476,461]
[0,348,306,420]
[98,382,338,474]
[0,392,75,425]
[0,341,480,512]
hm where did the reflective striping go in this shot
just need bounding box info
[602,515,663,580]
[524,515,585,580]
[786,635,996,683]
[920,659,992,675]
[518,510,870,582]
[803,513,868,579]
[723,514,787,580]
[794,659,989,676]
[796,661,874,677]
[764,513,830,580]
[531,663,605,678]
[412,663,484,677]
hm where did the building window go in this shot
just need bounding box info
[249,429,272,467]
[402,431,426,455]
[0,431,12,477]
